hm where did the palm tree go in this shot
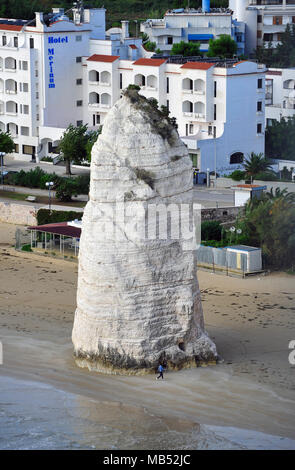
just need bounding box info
[243,152,273,182]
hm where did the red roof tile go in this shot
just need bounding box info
[0,24,23,31]
[129,44,138,49]
[133,58,166,67]
[87,54,120,63]
[235,184,265,189]
[181,62,215,70]
[266,70,282,76]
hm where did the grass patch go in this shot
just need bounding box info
[0,190,30,201]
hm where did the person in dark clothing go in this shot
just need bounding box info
[156,364,164,380]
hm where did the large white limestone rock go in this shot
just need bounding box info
[72,89,217,374]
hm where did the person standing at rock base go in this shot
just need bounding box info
[156,364,165,380]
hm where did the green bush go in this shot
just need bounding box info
[37,209,82,226]
[21,244,32,252]
[201,221,222,241]
[75,174,90,195]
[41,156,53,162]
[55,178,79,201]
[255,171,278,181]
[229,170,245,181]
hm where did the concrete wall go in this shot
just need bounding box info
[0,202,37,225]
[201,206,243,222]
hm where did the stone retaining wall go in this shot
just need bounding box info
[0,202,37,225]
[201,206,243,222]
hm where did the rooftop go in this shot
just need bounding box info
[87,54,120,63]
[28,222,81,238]
[133,58,166,67]
[181,61,215,70]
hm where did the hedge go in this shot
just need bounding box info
[37,208,83,226]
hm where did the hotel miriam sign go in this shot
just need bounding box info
[47,36,69,88]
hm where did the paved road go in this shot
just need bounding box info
[2,156,90,177]
[193,187,235,208]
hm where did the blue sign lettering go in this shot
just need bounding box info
[47,36,68,89]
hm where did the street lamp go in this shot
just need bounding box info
[0,152,5,185]
[45,181,54,211]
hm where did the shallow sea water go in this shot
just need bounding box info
[1,375,295,450]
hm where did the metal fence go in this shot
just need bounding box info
[197,245,248,274]
[15,228,31,251]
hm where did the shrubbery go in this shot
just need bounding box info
[201,220,222,242]
[37,209,82,226]
[229,170,245,181]
[4,167,90,201]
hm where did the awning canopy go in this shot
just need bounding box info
[28,222,81,238]
[188,34,214,41]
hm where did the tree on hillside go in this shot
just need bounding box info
[207,34,237,58]
[243,152,273,181]
[0,130,15,154]
[171,40,202,56]
[58,124,90,175]
[265,116,295,161]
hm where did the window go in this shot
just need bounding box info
[22,145,35,155]
[36,114,39,121]
[257,30,262,38]
[264,33,273,42]
[23,105,29,114]
[208,125,212,135]
[293,16,295,24]
[214,81,217,98]
[13,37,18,47]
[76,100,83,106]
[76,57,82,63]
[92,114,100,126]
[120,73,122,89]
[77,120,83,126]
[236,34,242,43]
[258,15,262,23]
[189,124,194,134]
[36,92,39,99]
[22,61,28,70]
[30,38,34,49]
[166,77,169,93]
[257,101,262,112]
[76,35,82,42]
[2,35,6,46]
[214,104,216,120]
[257,123,262,134]
[48,142,59,154]
[35,70,38,77]
[167,99,169,110]
[258,78,263,89]
[76,78,82,85]
[273,16,282,25]
[167,36,173,45]
[230,152,244,164]
[21,126,29,136]
[14,144,19,153]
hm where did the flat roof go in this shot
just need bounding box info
[226,245,261,252]
[233,184,267,190]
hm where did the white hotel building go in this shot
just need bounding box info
[0,8,265,174]
[84,56,265,174]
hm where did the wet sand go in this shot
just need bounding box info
[0,222,295,449]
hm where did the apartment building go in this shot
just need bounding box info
[265,67,295,125]
[229,0,295,54]
[141,2,245,55]
[83,56,266,174]
[0,8,141,161]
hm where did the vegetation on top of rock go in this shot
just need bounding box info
[134,168,155,189]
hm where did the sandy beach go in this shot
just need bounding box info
[0,221,295,449]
